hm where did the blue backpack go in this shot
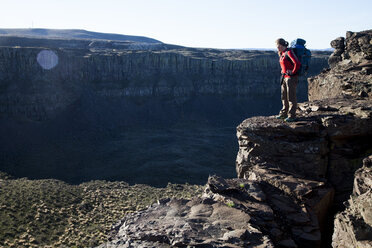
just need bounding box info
[289,38,312,76]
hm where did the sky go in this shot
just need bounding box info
[1,0,371,50]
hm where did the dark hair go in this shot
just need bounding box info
[276,38,288,47]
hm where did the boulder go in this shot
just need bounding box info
[329,37,345,68]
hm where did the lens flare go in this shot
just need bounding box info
[37,50,59,70]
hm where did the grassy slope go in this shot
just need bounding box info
[0,172,204,247]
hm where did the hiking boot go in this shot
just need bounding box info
[276,115,286,120]
[284,117,296,122]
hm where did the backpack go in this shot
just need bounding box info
[289,38,312,76]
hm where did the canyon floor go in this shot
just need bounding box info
[0,172,204,247]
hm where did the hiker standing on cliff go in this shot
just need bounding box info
[275,38,301,122]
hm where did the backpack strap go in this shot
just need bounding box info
[284,49,299,65]
[283,48,302,76]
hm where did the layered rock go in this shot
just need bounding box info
[236,98,372,206]
[332,155,372,248]
[309,29,372,100]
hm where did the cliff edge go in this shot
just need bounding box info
[236,30,372,247]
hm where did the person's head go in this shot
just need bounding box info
[276,38,288,53]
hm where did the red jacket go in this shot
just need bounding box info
[279,49,301,78]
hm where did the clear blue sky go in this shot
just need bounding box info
[1,0,371,49]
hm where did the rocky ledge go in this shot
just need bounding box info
[236,97,372,206]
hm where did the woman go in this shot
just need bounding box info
[275,38,301,122]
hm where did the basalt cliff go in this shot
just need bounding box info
[99,30,372,247]
[0,33,329,124]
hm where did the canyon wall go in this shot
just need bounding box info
[0,37,329,125]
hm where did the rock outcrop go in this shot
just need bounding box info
[332,155,372,248]
[99,175,333,248]
[309,29,372,101]
[236,97,372,206]
[235,29,372,247]
[328,37,345,67]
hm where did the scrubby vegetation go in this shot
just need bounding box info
[0,172,204,247]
